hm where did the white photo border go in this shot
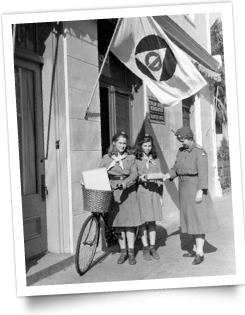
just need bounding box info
[2,2,245,297]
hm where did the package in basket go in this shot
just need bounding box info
[81,167,111,191]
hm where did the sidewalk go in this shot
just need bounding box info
[29,190,236,286]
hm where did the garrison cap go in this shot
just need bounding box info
[174,126,194,139]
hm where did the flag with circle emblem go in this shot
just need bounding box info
[110,16,207,107]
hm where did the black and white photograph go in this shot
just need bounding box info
[1,1,245,301]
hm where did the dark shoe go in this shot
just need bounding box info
[183,251,196,258]
[143,246,152,261]
[128,249,136,265]
[117,249,128,264]
[149,245,160,260]
[192,254,204,265]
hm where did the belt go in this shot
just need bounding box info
[177,172,198,176]
[109,175,129,180]
[179,174,198,181]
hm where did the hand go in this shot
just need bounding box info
[195,190,203,203]
[139,174,147,182]
[162,173,170,181]
[116,183,126,190]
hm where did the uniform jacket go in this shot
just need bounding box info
[169,142,208,190]
[100,153,138,190]
[135,157,163,196]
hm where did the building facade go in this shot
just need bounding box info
[13,14,222,261]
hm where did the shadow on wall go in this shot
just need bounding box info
[133,115,180,213]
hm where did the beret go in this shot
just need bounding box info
[112,131,129,141]
[174,126,194,138]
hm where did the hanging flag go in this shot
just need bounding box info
[110,16,207,107]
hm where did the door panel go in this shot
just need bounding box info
[99,86,111,156]
[100,83,132,153]
[14,57,47,260]
[114,91,131,140]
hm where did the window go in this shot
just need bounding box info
[182,95,195,126]
[15,24,38,52]
[215,118,223,134]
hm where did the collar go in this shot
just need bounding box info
[143,153,152,159]
[187,142,196,152]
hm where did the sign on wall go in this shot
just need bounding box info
[149,97,165,124]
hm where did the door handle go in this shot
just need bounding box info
[41,175,48,201]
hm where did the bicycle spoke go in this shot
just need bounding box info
[75,215,100,276]
[83,219,98,245]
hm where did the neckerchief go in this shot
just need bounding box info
[107,153,128,171]
[142,154,156,170]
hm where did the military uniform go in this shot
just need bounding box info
[169,142,219,234]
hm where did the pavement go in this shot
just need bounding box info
[28,189,236,286]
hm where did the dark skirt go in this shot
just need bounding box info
[108,183,142,228]
[179,176,219,234]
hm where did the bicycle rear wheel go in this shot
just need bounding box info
[75,214,100,276]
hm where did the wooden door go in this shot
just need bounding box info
[111,87,132,141]
[14,57,47,260]
[99,83,132,155]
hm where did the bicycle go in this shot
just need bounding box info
[75,184,139,276]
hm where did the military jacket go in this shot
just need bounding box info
[169,142,208,190]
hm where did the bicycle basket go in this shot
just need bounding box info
[82,186,113,213]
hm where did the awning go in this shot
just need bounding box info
[189,55,221,82]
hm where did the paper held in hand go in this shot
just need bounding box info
[81,167,111,191]
[146,173,164,180]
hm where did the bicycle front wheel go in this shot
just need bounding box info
[75,214,100,276]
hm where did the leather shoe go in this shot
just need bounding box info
[117,250,128,264]
[143,246,152,261]
[183,251,196,258]
[192,254,204,265]
[128,249,136,265]
[149,245,160,260]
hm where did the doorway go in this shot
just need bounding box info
[99,84,132,155]
[14,57,47,260]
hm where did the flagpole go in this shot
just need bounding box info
[84,18,122,120]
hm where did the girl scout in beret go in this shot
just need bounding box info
[163,126,219,265]
[100,131,142,265]
[134,134,163,261]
